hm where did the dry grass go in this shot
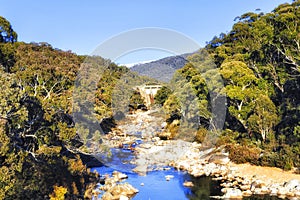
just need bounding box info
[230,163,300,184]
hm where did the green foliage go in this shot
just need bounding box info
[259,148,294,170]
[49,186,68,200]
[248,95,279,141]
[129,90,145,109]
[163,93,181,123]
[216,129,240,146]
[195,128,208,143]
[0,24,99,198]
[0,16,17,72]
[154,86,172,106]
[0,43,16,72]
[226,144,261,165]
[0,16,17,43]
[204,1,300,169]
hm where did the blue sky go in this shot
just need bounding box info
[0,0,290,64]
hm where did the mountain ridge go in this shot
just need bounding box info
[129,53,192,82]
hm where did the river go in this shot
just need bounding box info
[92,145,223,200]
[92,149,284,200]
[91,110,286,200]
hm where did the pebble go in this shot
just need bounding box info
[165,175,174,181]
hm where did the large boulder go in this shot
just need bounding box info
[284,179,300,191]
[109,183,139,199]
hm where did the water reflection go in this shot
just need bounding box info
[183,175,222,200]
[244,195,287,200]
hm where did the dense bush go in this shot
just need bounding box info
[259,145,299,171]
[226,144,261,165]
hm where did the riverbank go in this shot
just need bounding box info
[169,143,300,199]
[99,109,300,199]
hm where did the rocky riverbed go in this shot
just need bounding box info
[97,109,300,199]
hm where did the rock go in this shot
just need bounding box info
[155,140,164,146]
[165,175,174,181]
[104,178,117,188]
[141,131,153,139]
[277,187,288,196]
[208,154,230,165]
[92,188,101,197]
[161,122,167,129]
[119,195,129,200]
[232,180,239,187]
[152,137,160,142]
[242,190,252,196]
[112,171,128,181]
[286,191,295,197]
[109,183,139,198]
[260,186,270,194]
[223,188,243,199]
[221,187,228,193]
[139,143,152,149]
[240,184,251,191]
[133,165,147,175]
[183,181,194,187]
[284,179,300,190]
[101,191,114,200]
[269,187,278,195]
[140,183,144,186]
[250,180,265,191]
[157,131,172,140]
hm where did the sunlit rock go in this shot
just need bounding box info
[223,188,243,199]
[183,181,194,187]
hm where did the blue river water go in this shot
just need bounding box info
[91,148,284,200]
[93,165,222,200]
[92,148,222,199]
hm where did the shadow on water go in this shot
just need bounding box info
[243,196,288,200]
[183,175,222,200]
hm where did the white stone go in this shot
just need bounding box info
[277,187,288,195]
[223,188,243,199]
[285,179,300,191]
[119,195,129,200]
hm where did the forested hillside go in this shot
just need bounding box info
[0,15,160,199]
[130,53,190,82]
[157,1,300,170]
[0,16,135,199]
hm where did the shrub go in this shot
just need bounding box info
[49,185,67,200]
[195,128,208,143]
[226,144,261,165]
[216,129,239,146]
[259,145,297,170]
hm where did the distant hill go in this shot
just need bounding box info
[130,53,192,82]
